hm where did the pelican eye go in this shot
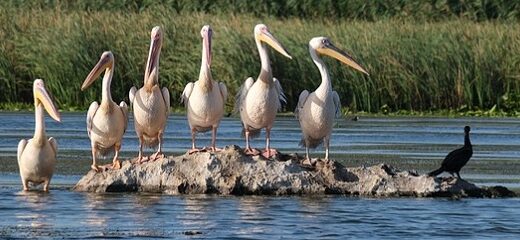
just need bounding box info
[322,39,329,46]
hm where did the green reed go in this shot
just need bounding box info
[0,6,519,114]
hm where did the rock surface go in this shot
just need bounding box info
[74,145,515,197]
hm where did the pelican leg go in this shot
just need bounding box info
[150,131,165,161]
[43,180,50,192]
[137,135,145,163]
[188,128,202,154]
[91,145,100,172]
[111,143,122,170]
[324,136,330,161]
[244,130,260,155]
[262,128,278,159]
[301,142,314,167]
[209,126,222,152]
[22,179,29,191]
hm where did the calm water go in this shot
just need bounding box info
[1,112,520,238]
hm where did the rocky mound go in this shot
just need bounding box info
[73,145,515,198]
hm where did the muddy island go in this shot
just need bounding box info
[74,145,515,198]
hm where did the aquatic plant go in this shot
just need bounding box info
[0,3,519,114]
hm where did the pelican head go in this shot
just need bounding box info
[310,37,369,75]
[81,51,114,91]
[201,25,212,67]
[33,79,61,122]
[145,26,163,84]
[254,24,292,59]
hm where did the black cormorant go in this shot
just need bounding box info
[429,126,473,179]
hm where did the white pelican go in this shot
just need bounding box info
[235,24,292,158]
[296,37,369,162]
[181,25,228,153]
[129,26,170,162]
[81,51,128,171]
[17,79,61,191]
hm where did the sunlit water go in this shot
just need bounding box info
[1,112,520,238]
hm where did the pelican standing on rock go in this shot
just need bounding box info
[129,26,170,162]
[17,79,61,191]
[182,25,228,153]
[296,37,369,162]
[81,51,128,171]
[236,24,292,158]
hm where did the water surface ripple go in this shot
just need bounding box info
[1,113,520,238]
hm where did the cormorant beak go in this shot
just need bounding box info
[259,29,292,59]
[317,43,369,76]
[145,26,163,83]
[81,52,113,91]
[34,79,61,122]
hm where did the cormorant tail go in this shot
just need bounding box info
[428,167,444,177]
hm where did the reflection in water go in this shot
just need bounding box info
[84,193,110,229]
[237,196,270,236]
[177,196,218,232]
[1,189,520,239]
[15,191,49,226]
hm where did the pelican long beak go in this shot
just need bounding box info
[81,52,112,91]
[317,43,369,75]
[259,30,292,59]
[145,26,162,83]
[34,80,61,122]
[203,28,212,68]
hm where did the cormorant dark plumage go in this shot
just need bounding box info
[428,126,473,179]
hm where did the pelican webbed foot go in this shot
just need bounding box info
[244,147,261,156]
[300,158,317,169]
[91,164,100,172]
[188,148,204,155]
[206,146,222,152]
[261,148,279,159]
[149,152,165,162]
[112,159,122,170]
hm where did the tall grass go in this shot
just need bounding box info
[2,0,520,21]
[0,6,519,113]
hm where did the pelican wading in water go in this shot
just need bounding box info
[129,26,170,162]
[81,51,128,172]
[235,24,292,158]
[17,79,61,191]
[296,37,369,163]
[182,25,228,154]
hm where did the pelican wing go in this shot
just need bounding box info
[119,101,129,133]
[219,82,228,102]
[129,86,137,105]
[273,77,286,111]
[162,87,170,114]
[181,82,194,106]
[234,77,254,114]
[17,139,27,162]
[48,137,58,156]
[332,91,341,118]
[86,101,99,138]
[295,90,310,119]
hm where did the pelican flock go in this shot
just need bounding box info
[17,79,61,191]
[14,24,385,191]
[235,24,292,158]
[129,26,170,162]
[182,25,228,153]
[81,51,128,172]
[295,37,368,162]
